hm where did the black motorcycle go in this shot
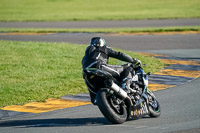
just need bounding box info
[83,62,161,124]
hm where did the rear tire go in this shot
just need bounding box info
[97,89,127,124]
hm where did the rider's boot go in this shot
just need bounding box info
[122,78,132,92]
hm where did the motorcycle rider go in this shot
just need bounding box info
[82,37,138,105]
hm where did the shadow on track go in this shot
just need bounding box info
[0,117,110,128]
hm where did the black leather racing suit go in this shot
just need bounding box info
[82,45,137,104]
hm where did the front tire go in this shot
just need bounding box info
[97,89,127,124]
[148,93,161,117]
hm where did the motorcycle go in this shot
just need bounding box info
[83,61,161,124]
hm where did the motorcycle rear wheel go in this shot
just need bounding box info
[97,88,127,124]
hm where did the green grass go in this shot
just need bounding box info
[0,0,200,21]
[0,40,164,108]
[0,26,200,34]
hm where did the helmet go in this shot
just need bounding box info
[90,37,106,47]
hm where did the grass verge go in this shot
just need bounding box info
[0,26,200,34]
[0,40,164,108]
[0,0,200,21]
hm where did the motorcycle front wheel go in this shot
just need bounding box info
[97,88,127,124]
[147,93,161,117]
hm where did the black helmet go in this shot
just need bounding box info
[90,37,106,47]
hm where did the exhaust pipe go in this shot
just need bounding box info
[105,80,133,105]
[110,82,128,99]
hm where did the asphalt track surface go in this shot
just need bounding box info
[0,33,199,51]
[0,18,200,28]
[0,19,200,133]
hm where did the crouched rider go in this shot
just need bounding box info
[82,37,139,105]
